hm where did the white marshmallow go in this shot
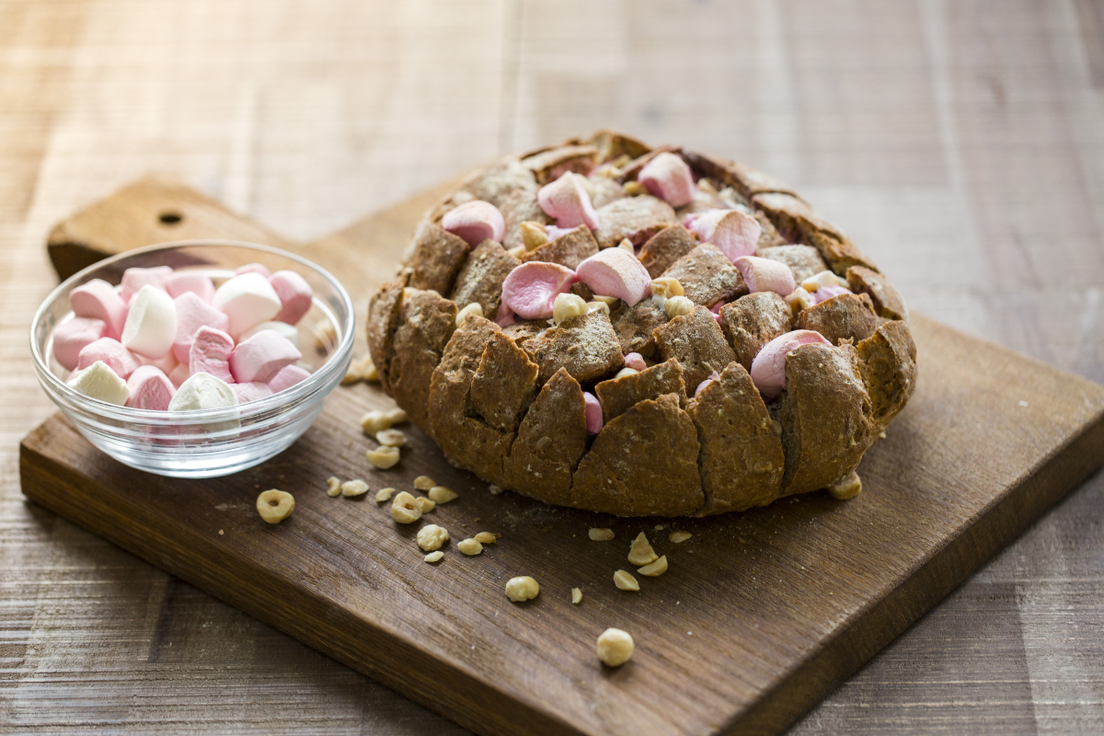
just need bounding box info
[213,272,282,337]
[167,372,238,412]
[121,285,177,359]
[67,361,130,406]
[240,320,301,350]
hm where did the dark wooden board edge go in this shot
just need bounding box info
[18,418,582,736]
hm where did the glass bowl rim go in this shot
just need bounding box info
[30,238,356,424]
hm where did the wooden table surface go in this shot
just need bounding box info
[2,1,1102,734]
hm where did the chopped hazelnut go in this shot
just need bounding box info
[614,367,639,379]
[623,181,647,196]
[256,490,294,524]
[416,496,436,513]
[664,295,694,318]
[828,470,862,500]
[375,487,395,503]
[456,302,484,327]
[367,445,401,469]
[457,538,483,556]
[668,531,692,544]
[638,555,668,577]
[360,410,391,435]
[613,569,640,592]
[325,476,342,497]
[424,551,444,564]
[341,479,369,497]
[505,576,540,602]
[428,486,458,504]
[391,491,422,524]
[520,221,549,251]
[628,532,658,566]
[571,588,583,605]
[363,361,379,382]
[596,628,634,667]
[414,475,436,491]
[416,524,450,552]
[474,532,500,544]
[376,428,407,447]
[589,528,615,541]
[586,300,610,317]
[488,484,503,495]
[553,293,588,325]
[385,408,408,425]
[650,277,684,299]
[507,245,527,259]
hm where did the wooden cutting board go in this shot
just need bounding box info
[22,179,1104,736]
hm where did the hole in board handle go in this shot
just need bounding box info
[159,212,183,225]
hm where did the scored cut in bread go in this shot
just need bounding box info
[366,131,917,517]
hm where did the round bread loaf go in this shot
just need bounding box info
[367,131,916,516]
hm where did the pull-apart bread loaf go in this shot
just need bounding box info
[367,131,916,516]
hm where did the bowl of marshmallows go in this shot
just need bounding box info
[30,240,355,478]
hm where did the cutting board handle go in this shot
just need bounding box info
[46,176,292,281]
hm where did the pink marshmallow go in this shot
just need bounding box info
[810,283,853,305]
[749,330,833,401]
[70,279,128,339]
[441,200,506,246]
[685,209,762,262]
[229,330,302,384]
[53,317,107,371]
[213,272,282,337]
[624,352,646,372]
[575,248,652,307]
[734,256,796,297]
[268,364,311,393]
[173,291,231,363]
[638,152,695,208]
[501,261,578,320]
[120,266,172,302]
[709,301,725,324]
[694,372,720,398]
[269,270,313,325]
[231,381,274,404]
[544,224,575,241]
[494,301,516,327]
[188,326,235,384]
[235,263,271,278]
[125,365,176,411]
[140,351,179,375]
[537,172,600,230]
[584,392,603,435]
[168,362,191,388]
[166,271,216,303]
[77,337,141,379]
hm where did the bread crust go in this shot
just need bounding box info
[571,394,704,516]
[653,306,738,391]
[501,368,587,506]
[593,195,677,249]
[388,289,457,427]
[778,343,874,496]
[719,291,793,370]
[661,244,748,308]
[689,362,785,514]
[795,292,880,346]
[368,132,916,516]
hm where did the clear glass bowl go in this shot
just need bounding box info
[31,240,355,478]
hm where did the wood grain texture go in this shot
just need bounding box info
[4,0,1104,734]
[18,179,1104,735]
